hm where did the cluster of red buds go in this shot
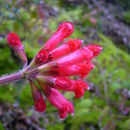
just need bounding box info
[0,22,102,119]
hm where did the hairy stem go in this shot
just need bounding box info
[0,71,23,85]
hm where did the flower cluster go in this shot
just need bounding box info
[6,22,102,119]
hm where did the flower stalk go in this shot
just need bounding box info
[0,71,23,85]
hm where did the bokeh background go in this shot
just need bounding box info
[0,0,130,130]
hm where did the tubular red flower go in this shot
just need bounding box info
[40,62,95,78]
[48,38,82,61]
[30,80,46,112]
[37,76,89,98]
[43,22,74,52]
[44,88,74,119]
[86,44,103,57]
[54,77,89,98]
[55,47,93,66]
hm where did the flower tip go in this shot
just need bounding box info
[75,39,83,47]
[35,49,49,65]
[92,64,96,69]
[100,46,103,50]
[74,84,85,98]
[59,21,74,30]
[58,21,74,38]
[35,98,46,113]
[59,115,67,120]
[88,62,95,71]
[87,86,91,91]
[71,112,75,116]
[74,80,89,98]
[6,32,22,47]
[81,39,84,44]
[87,44,103,57]
[67,38,82,51]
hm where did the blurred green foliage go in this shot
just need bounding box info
[123,11,130,24]
[118,0,130,9]
[0,0,130,130]
[0,122,4,130]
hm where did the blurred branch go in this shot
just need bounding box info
[83,8,101,20]
[93,59,115,129]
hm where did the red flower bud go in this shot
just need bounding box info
[7,32,22,48]
[57,21,74,38]
[6,32,27,65]
[30,80,46,112]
